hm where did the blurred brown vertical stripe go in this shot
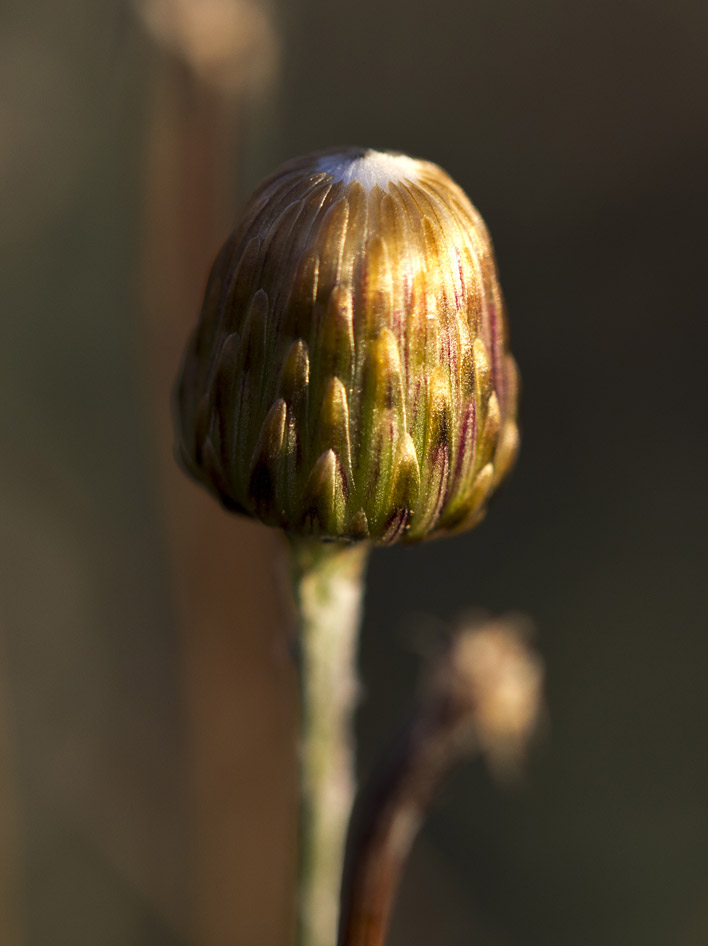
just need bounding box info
[0,635,22,946]
[139,28,296,946]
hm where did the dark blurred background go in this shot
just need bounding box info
[2,0,708,944]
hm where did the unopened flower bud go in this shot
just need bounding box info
[175,147,519,543]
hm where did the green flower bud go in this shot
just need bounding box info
[175,148,519,543]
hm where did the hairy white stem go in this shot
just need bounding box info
[290,539,369,946]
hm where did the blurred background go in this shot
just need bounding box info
[2,0,708,944]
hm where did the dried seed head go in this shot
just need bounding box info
[175,147,519,543]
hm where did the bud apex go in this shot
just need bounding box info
[176,147,519,543]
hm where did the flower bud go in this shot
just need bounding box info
[175,147,519,543]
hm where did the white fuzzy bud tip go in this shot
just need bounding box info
[315,149,420,192]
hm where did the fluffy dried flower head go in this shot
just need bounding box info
[428,617,544,777]
[176,147,519,543]
[136,0,277,94]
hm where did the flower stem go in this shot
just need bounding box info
[289,539,370,946]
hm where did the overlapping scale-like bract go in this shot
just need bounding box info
[176,148,519,543]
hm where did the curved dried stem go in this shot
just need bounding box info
[338,617,544,946]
